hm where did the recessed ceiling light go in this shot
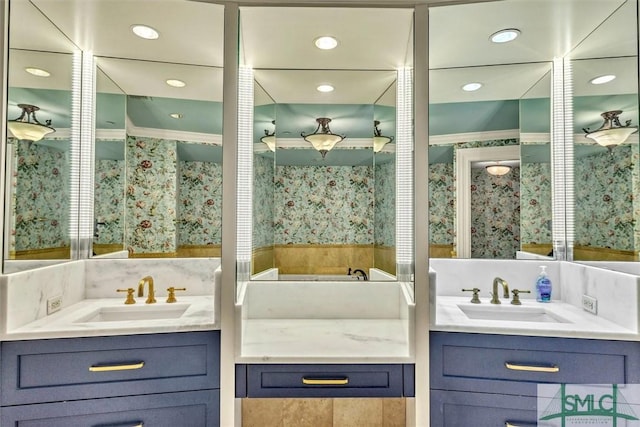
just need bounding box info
[166,79,186,88]
[169,113,183,119]
[131,24,159,40]
[317,84,334,93]
[490,29,520,44]
[25,67,50,77]
[314,36,338,50]
[462,82,483,92]
[590,74,616,85]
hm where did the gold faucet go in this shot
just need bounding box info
[137,276,156,304]
[490,277,509,304]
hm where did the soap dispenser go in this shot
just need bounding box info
[536,265,552,302]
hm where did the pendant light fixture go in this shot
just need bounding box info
[373,120,394,153]
[7,104,55,142]
[261,120,276,152]
[485,162,512,176]
[301,117,345,159]
[584,110,638,151]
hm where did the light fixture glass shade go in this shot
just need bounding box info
[485,164,512,176]
[301,117,344,159]
[7,104,55,142]
[373,120,394,152]
[584,110,638,149]
[261,120,276,151]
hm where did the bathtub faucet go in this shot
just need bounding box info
[352,269,368,281]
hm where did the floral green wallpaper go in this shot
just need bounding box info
[178,161,222,246]
[274,165,374,245]
[471,166,520,258]
[95,159,124,245]
[520,160,552,246]
[428,162,455,246]
[374,160,395,247]
[253,155,275,249]
[10,140,69,252]
[125,136,178,254]
[575,145,638,251]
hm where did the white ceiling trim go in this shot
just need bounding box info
[429,129,519,145]
[127,125,222,145]
[520,132,551,144]
[96,129,126,141]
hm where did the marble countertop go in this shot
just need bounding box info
[433,296,638,340]
[3,296,218,341]
[238,318,412,364]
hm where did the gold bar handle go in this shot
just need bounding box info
[505,422,537,427]
[505,362,559,373]
[89,361,145,372]
[302,377,349,385]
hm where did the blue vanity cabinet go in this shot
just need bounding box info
[237,363,415,398]
[430,331,640,427]
[1,331,221,426]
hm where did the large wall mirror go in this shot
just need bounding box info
[428,0,636,261]
[570,0,639,263]
[22,0,225,259]
[241,6,412,280]
[3,1,79,273]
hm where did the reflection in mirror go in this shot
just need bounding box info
[3,0,78,273]
[242,7,412,281]
[571,0,639,262]
[93,69,126,257]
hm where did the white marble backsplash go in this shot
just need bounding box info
[1,258,221,338]
[429,258,561,300]
[1,260,86,332]
[85,258,221,298]
[430,258,640,333]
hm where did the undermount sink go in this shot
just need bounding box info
[457,304,571,323]
[74,303,190,323]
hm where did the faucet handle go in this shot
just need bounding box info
[166,287,186,303]
[462,288,481,304]
[117,288,136,305]
[510,289,531,305]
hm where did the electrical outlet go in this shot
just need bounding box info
[582,294,597,314]
[47,295,62,315]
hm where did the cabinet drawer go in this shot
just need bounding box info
[246,364,404,398]
[430,332,640,397]
[1,331,220,406]
[431,389,537,427]
[1,389,219,427]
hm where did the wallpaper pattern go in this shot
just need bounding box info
[520,159,552,246]
[125,136,178,254]
[428,162,455,246]
[94,159,125,245]
[575,145,638,251]
[253,155,275,249]
[11,140,69,252]
[470,166,520,258]
[177,161,222,246]
[274,165,374,245]
[374,160,395,247]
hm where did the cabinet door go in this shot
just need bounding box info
[431,389,538,427]
[1,390,219,427]
[247,364,405,398]
[1,331,220,405]
[430,332,640,397]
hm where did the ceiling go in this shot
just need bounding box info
[6,0,639,162]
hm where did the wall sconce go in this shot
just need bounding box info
[301,117,345,159]
[485,162,512,176]
[373,120,394,153]
[583,110,638,151]
[261,120,276,152]
[7,104,55,142]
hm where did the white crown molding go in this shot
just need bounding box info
[429,129,519,145]
[125,117,222,145]
[520,132,550,143]
[96,129,126,140]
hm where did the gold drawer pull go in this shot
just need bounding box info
[302,377,349,385]
[89,361,145,372]
[505,422,537,427]
[505,362,559,373]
